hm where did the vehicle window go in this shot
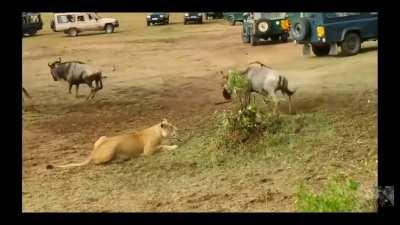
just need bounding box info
[261,12,287,19]
[325,12,361,18]
[67,15,75,22]
[77,15,85,22]
[369,12,378,15]
[31,15,39,23]
[57,15,70,24]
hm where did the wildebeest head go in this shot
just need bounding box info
[219,70,232,100]
[48,57,62,81]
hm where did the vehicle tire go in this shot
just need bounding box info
[68,28,78,37]
[229,18,235,26]
[242,27,250,43]
[341,32,361,56]
[250,35,258,46]
[147,21,150,26]
[105,24,114,34]
[291,18,310,42]
[255,19,271,36]
[281,33,289,42]
[166,19,169,24]
[23,28,36,37]
[311,44,330,56]
[184,20,187,25]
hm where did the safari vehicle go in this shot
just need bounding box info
[22,12,43,37]
[242,12,291,46]
[146,13,169,26]
[223,12,244,26]
[205,12,224,20]
[290,12,378,56]
[50,12,119,37]
[184,12,203,24]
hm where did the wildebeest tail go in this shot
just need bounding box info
[248,61,272,68]
[280,76,296,97]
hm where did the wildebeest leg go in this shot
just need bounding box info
[91,80,100,99]
[85,81,95,101]
[271,93,279,115]
[75,84,79,98]
[68,83,73,94]
[97,76,103,90]
[288,95,292,114]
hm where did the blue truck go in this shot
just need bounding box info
[290,12,378,56]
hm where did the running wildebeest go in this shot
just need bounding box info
[220,61,296,114]
[48,57,103,100]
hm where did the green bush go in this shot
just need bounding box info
[296,177,362,212]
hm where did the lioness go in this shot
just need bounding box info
[51,119,178,168]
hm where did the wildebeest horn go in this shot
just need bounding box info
[48,62,51,67]
[58,57,62,63]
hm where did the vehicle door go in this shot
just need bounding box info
[75,13,90,31]
[87,13,102,31]
[55,14,73,31]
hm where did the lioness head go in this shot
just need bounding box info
[160,118,177,138]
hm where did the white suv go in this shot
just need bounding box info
[50,12,119,37]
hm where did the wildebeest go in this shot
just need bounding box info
[48,57,103,100]
[221,61,296,114]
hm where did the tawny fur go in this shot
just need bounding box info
[52,119,178,168]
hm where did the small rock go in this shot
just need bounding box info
[46,164,54,170]
[260,178,272,183]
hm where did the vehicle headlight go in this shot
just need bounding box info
[185,13,189,17]
[147,15,150,18]
[317,26,325,38]
[160,14,164,17]
[198,13,202,16]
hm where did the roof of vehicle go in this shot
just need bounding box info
[22,12,41,16]
[53,12,96,15]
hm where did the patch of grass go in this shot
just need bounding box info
[295,176,364,212]
[169,109,336,171]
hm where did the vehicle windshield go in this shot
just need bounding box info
[23,14,41,24]
[254,12,287,20]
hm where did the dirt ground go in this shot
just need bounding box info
[22,13,378,212]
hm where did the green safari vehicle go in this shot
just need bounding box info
[242,12,291,46]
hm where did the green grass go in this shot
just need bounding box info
[165,109,336,171]
[295,176,363,212]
